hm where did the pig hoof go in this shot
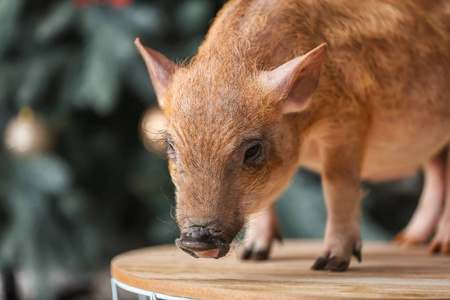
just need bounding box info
[353,247,362,262]
[311,254,349,271]
[311,253,330,270]
[312,243,361,271]
[242,248,270,260]
[394,231,427,246]
[429,240,450,254]
[327,256,350,272]
[428,220,450,254]
[241,233,282,261]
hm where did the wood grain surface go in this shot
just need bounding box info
[111,240,450,299]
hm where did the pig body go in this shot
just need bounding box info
[137,0,450,271]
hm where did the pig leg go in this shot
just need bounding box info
[430,146,450,253]
[395,150,445,245]
[242,204,282,260]
[312,144,362,272]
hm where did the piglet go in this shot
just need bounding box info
[136,0,450,271]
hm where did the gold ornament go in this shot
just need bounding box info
[140,107,167,155]
[4,107,52,155]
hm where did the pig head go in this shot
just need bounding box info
[135,38,326,259]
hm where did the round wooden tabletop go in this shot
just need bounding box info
[111,240,450,299]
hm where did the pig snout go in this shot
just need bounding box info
[176,224,230,259]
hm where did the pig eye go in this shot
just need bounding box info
[244,142,263,166]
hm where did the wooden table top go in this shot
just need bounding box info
[111,239,450,299]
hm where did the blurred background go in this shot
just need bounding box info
[0,0,422,299]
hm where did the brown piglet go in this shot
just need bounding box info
[136,0,450,271]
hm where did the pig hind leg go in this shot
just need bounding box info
[241,204,282,260]
[429,146,450,253]
[395,149,446,245]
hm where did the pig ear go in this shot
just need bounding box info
[260,43,327,114]
[135,38,180,109]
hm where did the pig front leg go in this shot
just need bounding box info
[430,146,450,253]
[396,150,445,245]
[242,204,282,260]
[312,144,363,272]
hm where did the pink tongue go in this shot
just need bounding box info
[195,248,220,259]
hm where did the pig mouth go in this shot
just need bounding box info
[175,235,230,259]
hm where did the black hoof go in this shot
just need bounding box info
[327,256,350,272]
[242,248,270,260]
[311,254,330,270]
[353,248,362,262]
[311,253,353,272]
